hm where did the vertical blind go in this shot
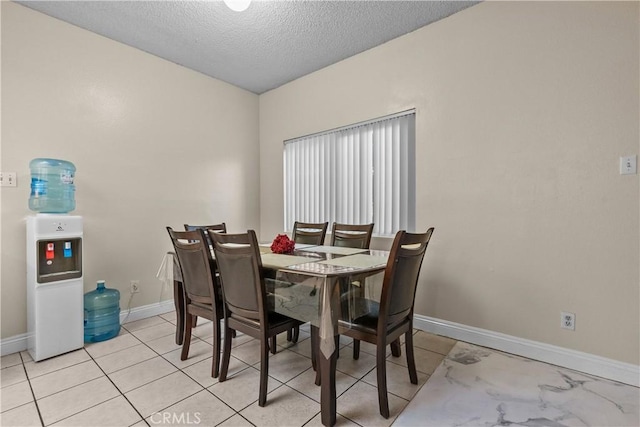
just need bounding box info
[284,111,415,236]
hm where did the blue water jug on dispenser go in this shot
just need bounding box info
[84,280,121,342]
[29,158,76,213]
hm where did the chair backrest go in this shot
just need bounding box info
[184,223,227,246]
[184,223,227,233]
[209,229,266,323]
[166,227,219,307]
[292,221,328,245]
[330,222,374,249]
[379,228,434,328]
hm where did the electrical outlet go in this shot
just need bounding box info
[0,172,17,187]
[130,280,140,294]
[620,155,637,175]
[561,311,575,330]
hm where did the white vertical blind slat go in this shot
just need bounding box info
[393,120,401,234]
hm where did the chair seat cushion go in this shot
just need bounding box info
[268,311,300,328]
[191,300,211,308]
[341,297,380,331]
[339,296,412,338]
[230,311,298,330]
[191,300,223,314]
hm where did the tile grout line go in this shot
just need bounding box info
[18,350,46,427]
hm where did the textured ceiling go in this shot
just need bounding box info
[16,0,479,94]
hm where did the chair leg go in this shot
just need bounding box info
[353,339,360,360]
[390,338,402,357]
[219,320,233,382]
[174,280,185,345]
[211,316,220,378]
[180,311,193,361]
[259,335,270,406]
[405,330,418,384]
[270,336,277,354]
[376,341,390,418]
[315,362,321,386]
[311,326,318,371]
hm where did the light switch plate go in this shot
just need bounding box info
[620,156,637,175]
[0,172,17,187]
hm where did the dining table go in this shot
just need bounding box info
[165,243,389,427]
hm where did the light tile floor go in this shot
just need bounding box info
[1,312,637,426]
[0,312,452,427]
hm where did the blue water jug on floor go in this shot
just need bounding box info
[29,158,76,213]
[84,280,121,343]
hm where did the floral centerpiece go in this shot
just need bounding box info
[271,234,295,254]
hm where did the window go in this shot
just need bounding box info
[284,110,415,237]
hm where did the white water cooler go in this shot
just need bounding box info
[27,215,84,361]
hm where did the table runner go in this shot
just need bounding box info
[318,253,387,269]
[298,245,367,256]
[260,253,316,268]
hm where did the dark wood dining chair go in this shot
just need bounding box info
[166,227,224,378]
[330,222,374,249]
[182,223,227,329]
[338,228,434,418]
[324,222,375,362]
[292,221,328,245]
[290,221,329,342]
[209,229,304,407]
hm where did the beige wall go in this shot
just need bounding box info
[1,3,260,338]
[260,1,639,365]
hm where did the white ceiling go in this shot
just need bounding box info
[16,0,479,94]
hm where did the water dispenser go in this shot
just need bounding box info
[27,215,84,361]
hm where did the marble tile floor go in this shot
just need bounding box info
[0,312,637,427]
[394,341,639,427]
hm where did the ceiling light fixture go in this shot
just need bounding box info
[223,0,251,12]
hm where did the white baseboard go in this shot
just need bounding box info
[119,299,175,325]
[0,300,175,357]
[414,314,639,387]
[0,333,30,357]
